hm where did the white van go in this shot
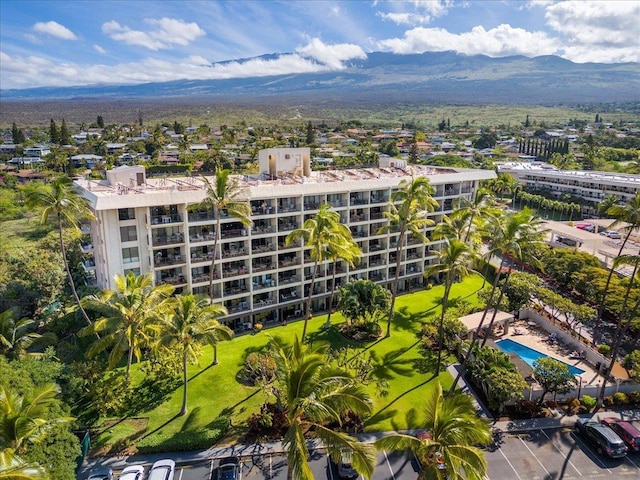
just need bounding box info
[148,459,175,480]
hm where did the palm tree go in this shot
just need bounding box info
[157,294,231,415]
[79,272,174,380]
[425,238,475,376]
[269,335,376,480]
[199,170,252,301]
[0,383,72,472]
[598,253,640,404]
[455,188,498,244]
[0,310,45,359]
[325,232,362,328]
[379,176,438,337]
[593,191,640,344]
[286,203,351,338]
[0,455,48,480]
[375,383,491,480]
[23,176,96,328]
[452,209,545,390]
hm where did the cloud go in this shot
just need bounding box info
[545,1,639,48]
[93,45,107,54]
[32,21,78,40]
[296,38,366,69]
[102,17,205,51]
[377,24,558,57]
[378,0,452,25]
[0,39,367,89]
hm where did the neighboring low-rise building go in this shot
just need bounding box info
[75,148,495,329]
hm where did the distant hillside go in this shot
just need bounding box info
[2,51,639,104]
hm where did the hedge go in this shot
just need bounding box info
[136,416,230,454]
[147,164,192,175]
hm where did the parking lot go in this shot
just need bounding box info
[144,450,418,480]
[99,426,640,480]
[487,427,640,480]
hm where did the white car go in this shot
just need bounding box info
[148,459,175,480]
[600,230,622,239]
[120,466,145,480]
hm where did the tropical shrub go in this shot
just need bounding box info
[580,395,597,412]
[613,392,628,406]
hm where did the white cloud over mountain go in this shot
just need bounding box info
[102,17,205,51]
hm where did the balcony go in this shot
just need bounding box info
[221,228,248,239]
[188,211,216,222]
[221,247,247,258]
[304,202,321,211]
[82,258,96,272]
[350,213,368,223]
[279,275,299,285]
[350,196,368,206]
[252,225,273,235]
[251,242,272,254]
[154,255,185,267]
[278,203,299,213]
[191,272,220,284]
[152,232,185,247]
[151,214,182,225]
[279,290,299,302]
[157,275,187,286]
[222,265,248,278]
[80,242,94,254]
[253,297,276,308]
[279,257,299,268]
[278,222,300,232]
[252,262,274,273]
[253,278,276,290]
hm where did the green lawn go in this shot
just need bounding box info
[97,275,486,446]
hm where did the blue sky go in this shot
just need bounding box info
[1,0,638,90]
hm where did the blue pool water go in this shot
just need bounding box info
[496,338,585,375]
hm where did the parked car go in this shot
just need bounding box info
[600,230,622,239]
[576,223,596,232]
[87,469,113,480]
[574,418,628,458]
[601,417,640,452]
[331,451,358,479]
[216,456,240,480]
[119,466,145,480]
[149,459,175,480]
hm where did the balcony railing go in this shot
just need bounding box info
[279,222,299,232]
[279,258,299,268]
[188,211,216,222]
[252,225,273,234]
[221,228,248,239]
[252,263,274,272]
[190,253,217,263]
[279,275,299,285]
[154,256,185,267]
[253,279,276,289]
[278,204,299,213]
[152,233,185,246]
[221,248,247,258]
[350,197,368,205]
[151,214,183,225]
[158,276,187,286]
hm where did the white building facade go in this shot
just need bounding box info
[499,163,640,217]
[75,148,495,330]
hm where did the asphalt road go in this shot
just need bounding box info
[93,426,640,480]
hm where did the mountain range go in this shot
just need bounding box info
[2,51,639,104]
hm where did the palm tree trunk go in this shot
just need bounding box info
[480,268,513,349]
[435,279,452,376]
[593,229,632,344]
[209,215,221,302]
[57,214,94,329]
[126,338,134,381]
[302,260,319,339]
[212,343,219,366]
[387,230,405,337]
[450,256,505,393]
[598,259,640,403]
[180,349,188,416]
[324,260,338,329]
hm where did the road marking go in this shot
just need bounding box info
[327,453,334,480]
[210,459,215,479]
[269,453,272,479]
[382,451,397,480]
[540,428,582,476]
[624,454,640,470]
[518,437,551,477]
[497,444,522,480]
[178,467,184,480]
[571,433,612,473]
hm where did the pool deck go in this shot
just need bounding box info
[498,320,608,384]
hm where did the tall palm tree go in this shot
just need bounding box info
[452,209,545,390]
[23,176,96,328]
[157,294,231,415]
[324,232,362,329]
[286,203,351,338]
[199,170,252,301]
[269,335,376,480]
[593,191,640,344]
[455,188,498,245]
[79,272,174,380]
[425,238,475,376]
[0,310,44,359]
[379,176,438,337]
[375,383,491,480]
[598,253,640,403]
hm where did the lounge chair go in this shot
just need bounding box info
[513,328,525,335]
[548,332,558,343]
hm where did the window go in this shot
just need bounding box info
[118,208,135,220]
[124,267,141,276]
[120,226,137,242]
[122,247,139,264]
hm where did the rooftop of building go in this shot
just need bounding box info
[499,162,640,185]
[75,164,469,198]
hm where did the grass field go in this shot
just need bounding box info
[95,274,486,449]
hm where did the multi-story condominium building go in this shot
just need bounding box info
[499,162,640,217]
[75,148,495,330]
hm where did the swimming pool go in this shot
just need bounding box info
[496,338,585,375]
